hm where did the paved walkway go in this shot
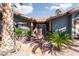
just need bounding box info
[7,41,31,56]
[5,40,79,56]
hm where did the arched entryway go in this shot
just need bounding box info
[33,22,49,34]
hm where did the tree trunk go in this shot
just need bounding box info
[0,3,16,55]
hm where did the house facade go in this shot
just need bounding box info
[48,8,79,38]
[0,13,33,31]
[0,8,79,38]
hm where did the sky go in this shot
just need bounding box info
[14,3,79,18]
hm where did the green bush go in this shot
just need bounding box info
[48,31,74,51]
[27,30,32,37]
[15,28,29,37]
[15,28,23,37]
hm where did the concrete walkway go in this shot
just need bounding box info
[7,41,31,56]
[5,40,79,56]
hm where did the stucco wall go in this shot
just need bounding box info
[52,16,68,32]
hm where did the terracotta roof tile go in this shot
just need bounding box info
[1,7,79,22]
[48,7,79,20]
[32,18,48,22]
[48,13,69,20]
[68,7,79,13]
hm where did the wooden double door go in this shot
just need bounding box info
[33,22,49,34]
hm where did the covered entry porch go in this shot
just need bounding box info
[31,18,50,34]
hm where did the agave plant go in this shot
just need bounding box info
[29,31,57,55]
[48,31,74,51]
[30,39,53,55]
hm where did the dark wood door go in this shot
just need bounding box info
[36,23,47,33]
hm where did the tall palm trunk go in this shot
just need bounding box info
[0,3,16,55]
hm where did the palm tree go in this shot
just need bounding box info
[48,31,74,51]
[0,3,16,55]
[55,9,62,16]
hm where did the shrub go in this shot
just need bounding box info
[15,28,29,37]
[15,28,23,37]
[48,31,74,51]
[27,30,32,37]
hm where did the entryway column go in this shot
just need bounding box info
[31,22,33,30]
[49,21,52,31]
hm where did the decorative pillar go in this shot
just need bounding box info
[31,22,33,30]
[49,21,52,32]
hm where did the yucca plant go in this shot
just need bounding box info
[48,31,74,51]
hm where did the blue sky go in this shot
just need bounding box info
[14,3,79,18]
[27,3,54,18]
